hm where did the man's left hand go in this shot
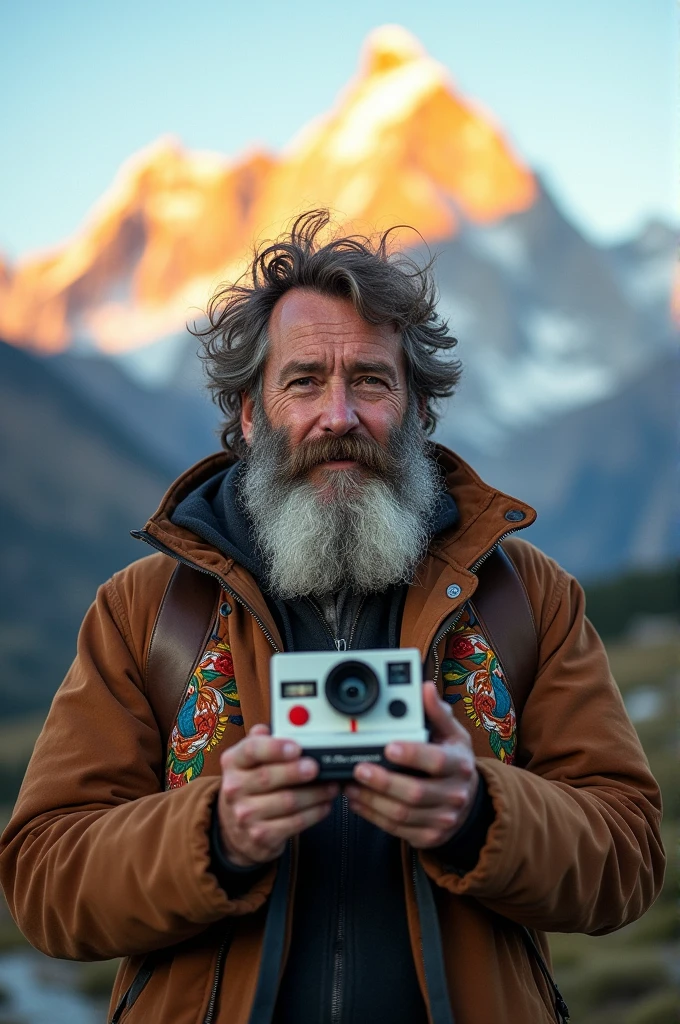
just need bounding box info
[345,682,479,849]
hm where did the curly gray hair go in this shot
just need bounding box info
[192,209,461,453]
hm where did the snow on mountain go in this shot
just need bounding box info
[429,184,675,444]
[604,219,678,331]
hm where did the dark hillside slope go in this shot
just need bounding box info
[0,340,175,714]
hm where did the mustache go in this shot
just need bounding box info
[284,432,403,480]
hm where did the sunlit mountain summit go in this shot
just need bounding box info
[0,25,535,355]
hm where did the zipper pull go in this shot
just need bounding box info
[335,638,347,652]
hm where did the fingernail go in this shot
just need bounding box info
[356,764,372,781]
[386,743,403,758]
[283,742,297,757]
[300,759,316,776]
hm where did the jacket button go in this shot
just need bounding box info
[505,509,526,522]
[446,584,462,599]
[220,601,232,616]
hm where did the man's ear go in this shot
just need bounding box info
[240,392,254,446]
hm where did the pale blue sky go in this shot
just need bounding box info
[1,0,676,259]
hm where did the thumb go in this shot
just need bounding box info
[247,723,271,737]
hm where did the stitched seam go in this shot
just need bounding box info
[106,576,134,650]
[541,569,571,645]
[421,547,467,575]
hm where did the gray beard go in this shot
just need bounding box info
[238,404,441,599]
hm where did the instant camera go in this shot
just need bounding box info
[270,648,427,780]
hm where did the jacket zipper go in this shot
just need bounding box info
[330,795,350,1024]
[306,596,341,649]
[306,595,366,652]
[346,598,365,651]
[519,927,570,1023]
[109,955,158,1023]
[203,937,230,1024]
[431,529,521,686]
[468,528,521,575]
[132,530,281,653]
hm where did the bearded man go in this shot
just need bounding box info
[0,211,664,1024]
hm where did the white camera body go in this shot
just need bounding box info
[270,647,427,779]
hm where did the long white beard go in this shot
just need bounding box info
[239,405,440,599]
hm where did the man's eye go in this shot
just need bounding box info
[359,376,386,387]
[291,377,313,387]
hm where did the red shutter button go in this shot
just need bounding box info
[289,705,310,726]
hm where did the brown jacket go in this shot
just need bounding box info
[0,448,665,1024]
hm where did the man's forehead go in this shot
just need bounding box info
[268,288,400,352]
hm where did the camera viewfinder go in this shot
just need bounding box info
[387,662,411,685]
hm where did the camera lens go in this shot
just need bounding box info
[325,660,379,716]
[339,678,366,703]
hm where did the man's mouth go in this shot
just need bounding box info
[318,458,360,469]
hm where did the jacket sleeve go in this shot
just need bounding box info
[0,567,275,961]
[421,542,665,934]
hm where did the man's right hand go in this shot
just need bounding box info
[217,723,338,867]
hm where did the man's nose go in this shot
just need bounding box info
[318,383,360,435]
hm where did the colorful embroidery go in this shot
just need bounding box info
[442,605,516,763]
[166,614,243,789]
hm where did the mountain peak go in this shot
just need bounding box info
[361,25,427,75]
[0,26,535,353]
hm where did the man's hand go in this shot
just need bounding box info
[218,724,338,867]
[346,682,479,849]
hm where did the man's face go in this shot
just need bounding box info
[240,288,409,486]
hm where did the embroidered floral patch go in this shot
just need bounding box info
[166,614,243,789]
[442,604,516,763]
